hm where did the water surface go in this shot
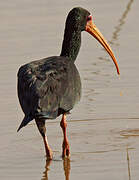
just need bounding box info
[0,0,139,179]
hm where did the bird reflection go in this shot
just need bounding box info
[109,0,134,46]
[41,158,70,180]
[41,160,52,180]
[63,158,71,180]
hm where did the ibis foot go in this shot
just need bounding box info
[35,119,53,159]
[46,151,53,160]
[43,137,53,160]
[62,140,70,158]
[60,113,70,158]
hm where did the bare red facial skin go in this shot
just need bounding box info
[87,15,92,22]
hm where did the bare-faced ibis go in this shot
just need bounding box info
[17,7,120,159]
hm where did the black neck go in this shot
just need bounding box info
[60,25,81,62]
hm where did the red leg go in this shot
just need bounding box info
[60,114,70,158]
[42,136,53,160]
[35,119,53,160]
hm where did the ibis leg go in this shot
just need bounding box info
[35,119,53,160]
[60,114,70,158]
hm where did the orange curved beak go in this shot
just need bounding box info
[85,20,120,75]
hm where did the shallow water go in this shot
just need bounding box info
[1,0,139,179]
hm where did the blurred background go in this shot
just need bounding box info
[0,0,139,179]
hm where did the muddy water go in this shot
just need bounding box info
[0,0,139,179]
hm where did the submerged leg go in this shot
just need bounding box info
[35,119,53,160]
[60,114,70,158]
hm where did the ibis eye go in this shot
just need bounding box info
[87,15,92,21]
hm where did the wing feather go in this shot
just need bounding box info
[17,56,73,119]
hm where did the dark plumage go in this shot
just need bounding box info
[17,56,81,131]
[17,7,119,159]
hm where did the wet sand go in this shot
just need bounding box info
[1,0,139,179]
